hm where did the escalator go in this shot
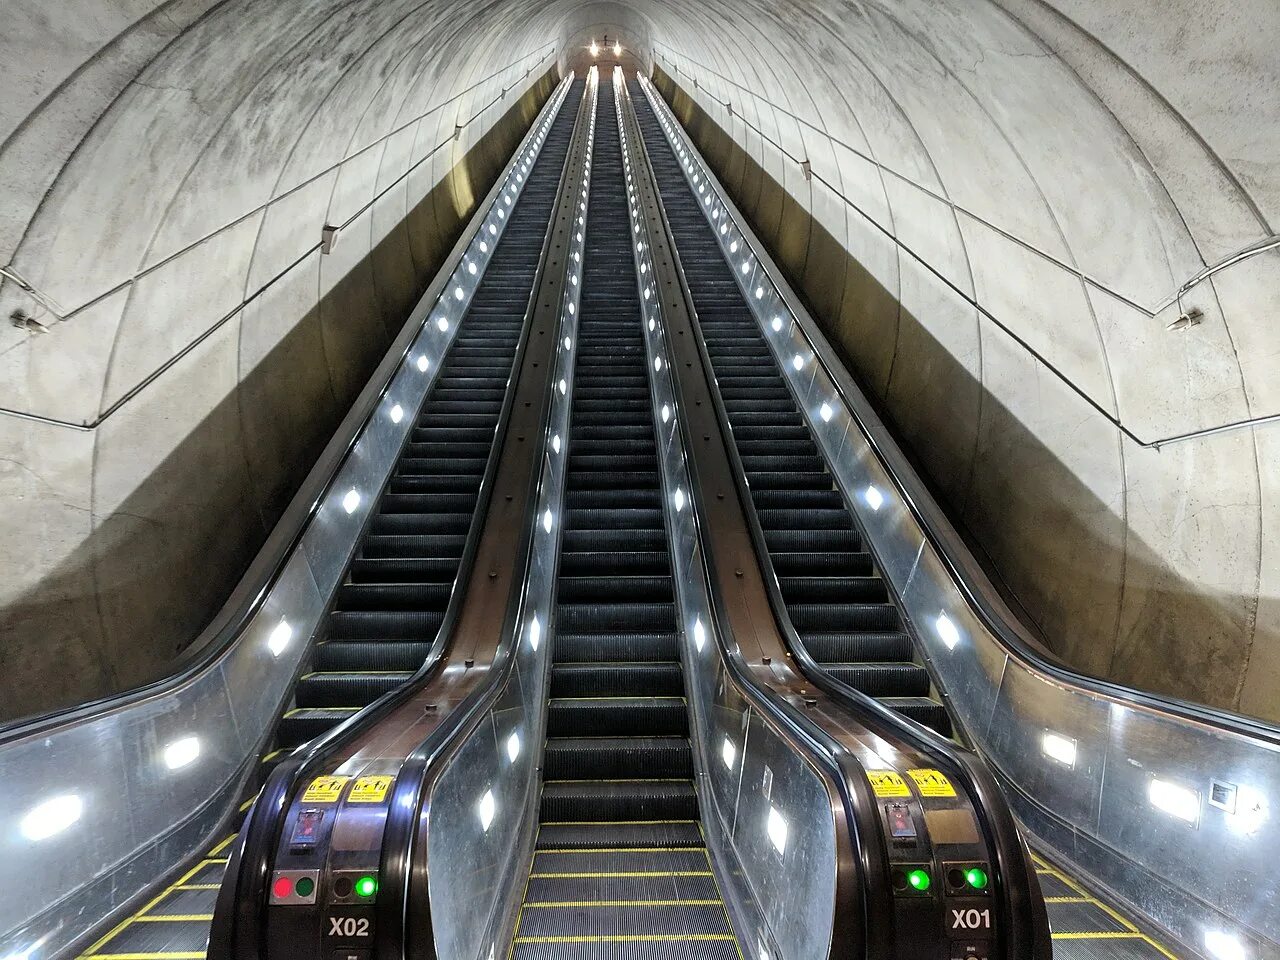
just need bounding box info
[76,80,584,960]
[507,79,743,960]
[628,79,1179,960]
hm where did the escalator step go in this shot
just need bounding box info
[787,603,900,632]
[556,576,672,603]
[824,663,932,698]
[556,601,677,633]
[543,737,692,779]
[327,610,445,639]
[800,632,915,663]
[778,577,888,604]
[540,780,697,822]
[313,640,435,671]
[550,662,684,697]
[553,632,679,663]
[294,671,412,707]
[535,821,703,849]
[335,582,452,610]
[547,698,688,737]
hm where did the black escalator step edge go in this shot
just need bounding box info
[787,602,900,632]
[740,470,834,490]
[755,507,853,530]
[512,940,739,960]
[880,697,953,735]
[335,582,452,610]
[514,902,731,941]
[360,534,466,558]
[562,528,667,553]
[277,708,358,745]
[536,821,703,850]
[554,632,678,663]
[825,663,932,698]
[377,492,477,513]
[539,779,698,822]
[778,576,888,604]
[565,507,663,529]
[387,474,482,494]
[748,488,845,511]
[556,575,672,603]
[763,528,859,552]
[531,847,709,874]
[547,697,688,737]
[543,736,692,779]
[564,488,660,509]
[550,662,684,697]
[327,609,445,639]
[369,513,472,535]
[771,551,873,576]
[313,640,433,671]
[348,557,459,583]
[294,671,412,706]
[523,871,721,905]
[556,601,676,633]
[801,631,915,663]
[558,551,670,577]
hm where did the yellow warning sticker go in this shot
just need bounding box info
[906,769,957,798]
[866,770,912,798]
[348,775,395,804]
[301,775,350,803]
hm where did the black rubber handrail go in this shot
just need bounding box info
[211,77,582,960]
[626,76,1050,960]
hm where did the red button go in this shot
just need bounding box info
[272,875,294,899]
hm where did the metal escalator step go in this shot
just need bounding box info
[277,707,358,744]
[556,601,677,632]
[386,474,482,494]
[553,632,678,663]
[294,671,412,707]
[556,575,672,603]
[327,609,445,639]
[550,663,684,697]
[770,551,872,576]
[376,492,477,513]
[558,550,670,577]
[539,780,698,822]
[543,736,692,779]
[347,557,459,583]
[801,631,915,663]
[778,576,888,604]
[748,488,844,510]
[825,663,931,698]
[524,871,721,904]
[739,470,833,490]
[536,821,703,850]
[360,534,466,558]
[511,939,739,960]
[514,902,731,941]
[531,847,709,874]
[755,507,853,530]
[565,507,663,529]
[369,512,472,536]
[547,697,688,737]
[787,602,901,632]
[312,640,434,671]
[763,528,859,552]
[335,582,452,610]
[880,697,953,736]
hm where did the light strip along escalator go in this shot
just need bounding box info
[628,81,948,739]
[509,80,743,960]
[76,85,583,960]
[278,83,584,748]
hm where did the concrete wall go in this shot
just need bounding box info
[2,0,1276,721]
[0,0,563,721]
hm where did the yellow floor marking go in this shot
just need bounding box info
[175,884,221,891]
[525,899,723,908]
[260,750,282,763]
[207,834,237,856]
[134,915,214,923]
[1033,849,1180,959]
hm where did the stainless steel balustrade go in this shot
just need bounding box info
[636,72,1280,960]
[620,71,840,960]
[421,67,598,960]
[0,75,575,960]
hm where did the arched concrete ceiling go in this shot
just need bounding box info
[0,0,1276,719]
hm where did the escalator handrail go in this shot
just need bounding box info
[615,73,880,960]
[632,74,1280,750]
[626,76,1050,960]
[377,74,596,960]
[0,68,569,744]
[214,76,581,960]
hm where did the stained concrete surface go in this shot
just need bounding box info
[0,0,1275,722]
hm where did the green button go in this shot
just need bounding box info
[966,867,989,890]
[294,876,315,897]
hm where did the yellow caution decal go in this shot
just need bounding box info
[866,770,912,798]
[348,775,395,803]
[906,769,956,798]
[301,775,350,803]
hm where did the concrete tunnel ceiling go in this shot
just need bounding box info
[0,0,1276,721]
